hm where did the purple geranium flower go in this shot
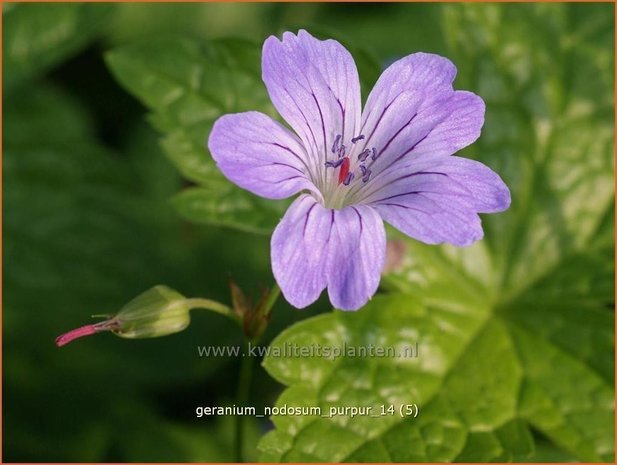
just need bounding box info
[208,30,510,311]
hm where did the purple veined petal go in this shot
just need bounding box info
[271,194,386,310]
[354,51,484,190]
[364,155,511,213]
[365,156,510,247]
[354,90,486,190]
[354,88,425,165]
[360,52,457,140]
[326,204,386,311]
[208,111,319,200]
[401,91,486,159]
[371,52,457,100]
[262,30,362,170]
[435,156,511,213]
[375,198,484,247]
[271,194,332,308]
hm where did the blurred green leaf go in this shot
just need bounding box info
[3,83,244,461]
[106,36,284,233]
[109,401,262,462]
[259,3,614,462]
[4,83,156,460]
[171,186,285,235]
[3,82,95,143]
[3,3,113,88]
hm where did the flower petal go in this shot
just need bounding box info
[365,156,510,247]
[365,53,457,113]
[326,204,386,311]
[357,89,485,180]
[262,30,361,170]
[376,198,484,247]
[398,91,486,159]
[271,195,331,308]
[357,53,456,159]
[354,52,485,184]
[208,111,317,199]
[271,194,386,310]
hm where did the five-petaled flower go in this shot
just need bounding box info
[208,30,510,311]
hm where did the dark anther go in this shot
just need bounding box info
[338,144,346,158]
[360,165,372,183]
[342,172,355,186]
[325,158,345,168]
[351,135,365,144]
[331,134,342,154]
[358,148,371,162]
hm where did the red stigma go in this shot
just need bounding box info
[338,157,350,185]
[55,323,100,347]
[55,320,118,347]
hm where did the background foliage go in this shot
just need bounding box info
[3,2,614,462]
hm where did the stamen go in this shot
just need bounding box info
[358,148,371,162]
[331,134,342,154]
[360,165,372,183]
[328,136,378,189]
[342,172,355,186]
[351,135,365,144]
[338,144,346,158]
[325,158,345,168]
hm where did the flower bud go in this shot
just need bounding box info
[56,285,191,346]
[112,285,191,338]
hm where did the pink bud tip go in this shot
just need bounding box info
[55,323,101,347]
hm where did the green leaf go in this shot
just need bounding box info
[260,295,523,462]
[110,403,262,462]
[3,84,171,460]
[106,36,283,233]
[455,420,535,462]
[3,85,165,320]
[171,186,286,235]
[259,3,614,462]
[3,81,95,145]
[3,3,112,88]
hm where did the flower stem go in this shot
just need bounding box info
[257,283,281,322]
[183,298,240,323]
[234,344,253,462]
[233,283,281,462]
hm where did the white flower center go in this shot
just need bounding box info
[318,133,380,209]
